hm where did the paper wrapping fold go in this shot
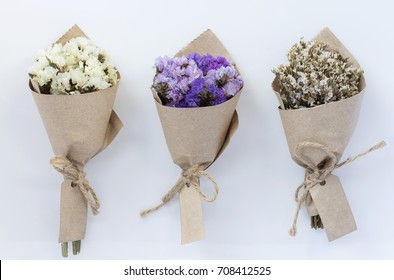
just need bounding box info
[29,25,123,243]
[273,28,365,241]
[151,29,242,244]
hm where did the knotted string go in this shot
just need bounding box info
[289,140,386,237]
[140,165,219,217]
[50,155,100,215]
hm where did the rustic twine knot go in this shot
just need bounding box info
[50,155,100,215]
[140,165,219,217]
[289,140,386,237]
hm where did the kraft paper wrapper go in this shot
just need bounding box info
[273,28,364,241]
[30,25,123,243]
[152,29,242,244]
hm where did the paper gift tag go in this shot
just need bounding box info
[59,180,88,243]
[180,185,205,244]
[309,174,357,241]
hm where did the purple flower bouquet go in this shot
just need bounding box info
[141,30,243,244]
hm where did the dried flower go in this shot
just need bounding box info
[153,53,243,108]
[29,37,118,95]
[273,38,363,109]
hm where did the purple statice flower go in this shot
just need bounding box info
[188,53,230,75]
[206,66,243,97]
[179,78,205,108]
[153,53,242,108]
[219,66,243,97]
[223,76,243,97]
[183,78,226,107]
[206,83,226,106]
[153,55,203,105]
[155,56,171,72]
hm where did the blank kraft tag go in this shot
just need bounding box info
[179,185,204,244]
[59,180,88,243]
[309,174,357,241]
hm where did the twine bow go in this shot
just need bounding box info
[50,155,100,215]
[141,165,219,217]
[289,141,386,237]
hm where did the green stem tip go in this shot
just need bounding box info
[72,240,81,255]
[61,240,81,257]
[61,242,68,258]
[311,215,324,230]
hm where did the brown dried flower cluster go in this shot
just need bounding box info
[273,39,363,109]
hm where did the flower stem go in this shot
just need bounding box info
[311,215,324,229]
[61,240,81,257]
[72,240,81,255]
[61,242,68,258]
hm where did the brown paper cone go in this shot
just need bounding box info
[273,28,365,241]
[29,25,123,244]
[275,83,364,166]
[152,29,242,244]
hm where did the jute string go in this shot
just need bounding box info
[289,140,386,237]
[50,155,100,215]
[141,165,219,217]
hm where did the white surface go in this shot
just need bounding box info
[0,0,393,260]
[3,260,394,280]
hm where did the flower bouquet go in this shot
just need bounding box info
[28,25,123,256]
[141,30,243,244]
[272,28,385,241]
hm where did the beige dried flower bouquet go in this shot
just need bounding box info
[272,28,385,241]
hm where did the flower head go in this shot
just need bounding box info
[153,53,242,108]
[188,53,230,75]
[29,37,118,95]
[273,38,363,109]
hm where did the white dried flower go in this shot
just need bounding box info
[29,37,118,95]
[273,38,363,109]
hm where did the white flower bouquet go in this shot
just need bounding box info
[28,25,123,257]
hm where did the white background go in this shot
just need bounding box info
[0,0,393,260]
